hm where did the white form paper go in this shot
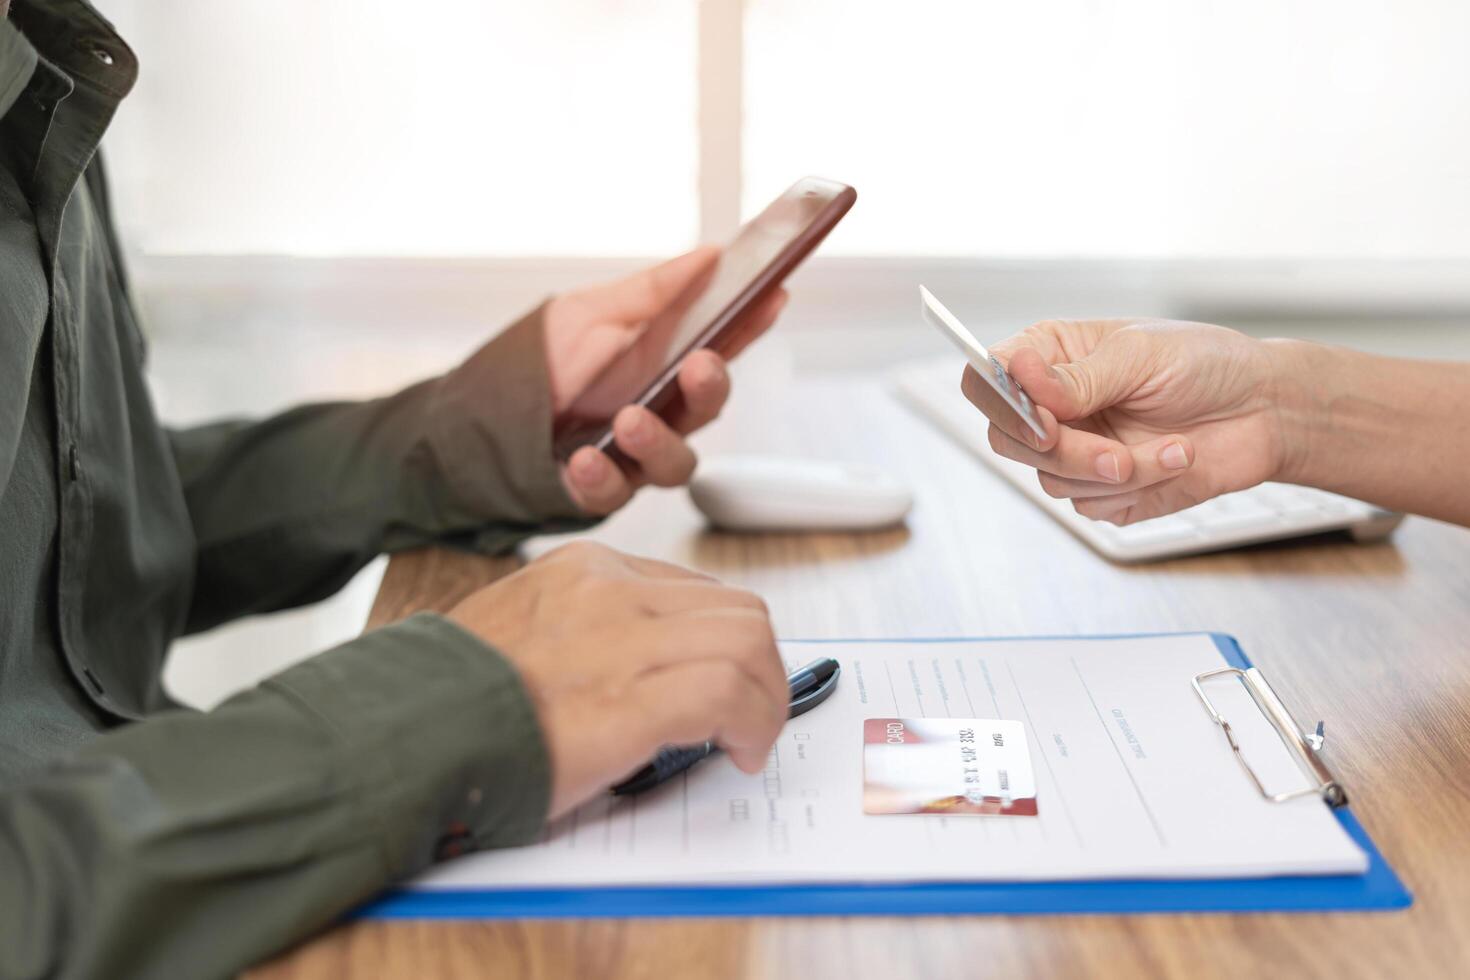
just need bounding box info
[412,634,1367,888]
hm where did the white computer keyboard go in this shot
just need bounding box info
[893,357,1403,563]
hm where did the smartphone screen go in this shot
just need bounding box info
[553,176,856,463]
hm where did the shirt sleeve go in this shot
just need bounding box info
[167,304,593,634]
[0,612,549,980]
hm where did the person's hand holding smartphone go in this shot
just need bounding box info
[547,176,856,515]
[544,248,788,514]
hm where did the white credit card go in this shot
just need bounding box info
[863,717,1038,816]
[918,285,1048,442]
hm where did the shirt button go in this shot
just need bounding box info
[73,37,115,66]
[68,444,80,482]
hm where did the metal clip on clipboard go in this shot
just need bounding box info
[1192,667,1348,808]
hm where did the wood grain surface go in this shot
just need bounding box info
[250,377,1470,979]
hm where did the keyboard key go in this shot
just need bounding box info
[1116,516,1201,547]
[1183,493,1284,533]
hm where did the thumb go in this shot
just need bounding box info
[1006,340,1140,422]
[587,245,720,324]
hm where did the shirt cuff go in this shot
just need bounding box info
[420,302,592,541]
[261,612,551,876]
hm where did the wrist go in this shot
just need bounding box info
[1259,338,1335,487]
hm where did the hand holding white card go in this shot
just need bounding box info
[919,285,1049,442]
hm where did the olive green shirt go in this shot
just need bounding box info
[1,3,587,976]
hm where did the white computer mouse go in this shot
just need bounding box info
[688,455,913,532]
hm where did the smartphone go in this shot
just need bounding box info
[553,176,857,464]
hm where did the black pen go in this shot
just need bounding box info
[610,657,841,796]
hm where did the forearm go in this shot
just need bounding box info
[1268,339,1470,525]
[0,615,549,980]
[171,306,592,632]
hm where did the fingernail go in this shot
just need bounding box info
[1160,442,1190,470]
[697,360,726,392]
[622,416,648,449]
[1094,452,1121,483]
[574,452,606,483]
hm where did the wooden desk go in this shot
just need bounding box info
[253,377,1470,979]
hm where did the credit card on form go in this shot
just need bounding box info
[863,718,1038,816]
[919,285,1049,442]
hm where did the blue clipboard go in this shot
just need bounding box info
[360,633,1411,919]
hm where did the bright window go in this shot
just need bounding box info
[107,1,1470,261]
[744,0,1470,259]
[111,1,698,256]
